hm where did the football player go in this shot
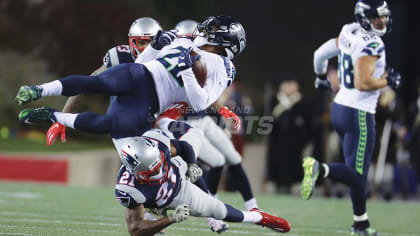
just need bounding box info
[300,1,401,235]
[113,128,291,235]
[161,19,259,228]
[16,15,245,141]
[45,17,162,146]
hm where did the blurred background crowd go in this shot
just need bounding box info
[1,0,419,200]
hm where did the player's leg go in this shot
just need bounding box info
[200,116,257,210]
[16,63,147,105]
[170,179,290,232]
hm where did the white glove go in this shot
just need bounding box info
[169,204,190,223]
[187,163,202,183]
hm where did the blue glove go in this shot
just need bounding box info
[151,30,177,50]
[178,47,200,71]
[386,68,402,89]
[314,74,331,92]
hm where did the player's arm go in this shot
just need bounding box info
[313,38,339,76]
[125,205,177,236]
[210,100,241,130]
[354,56,387,91]
[313,38,339,90]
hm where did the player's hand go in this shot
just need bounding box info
[169,204,189,223]
[186,163,202,183]
[386,68,402,89]
[314,74,332,92]
[178,47,200,71]
[218,106,241,131]
[151,30,177,50]
[46,122,66,146]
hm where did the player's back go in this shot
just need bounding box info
[334,23,386,114]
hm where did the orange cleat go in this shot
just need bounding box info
[250,208,291,233]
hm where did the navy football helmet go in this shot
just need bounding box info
[354,0,392,36]
[193,15,246,59]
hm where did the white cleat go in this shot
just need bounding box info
[208,218,229,234]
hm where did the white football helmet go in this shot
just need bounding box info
[128,17,162,58]
[175,19,198,38]
[119,137,169,185]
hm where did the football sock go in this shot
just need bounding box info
[206,166,223,195]
[228,164,254,201]
[241,211,262,223]
[40,80,62,96]
[54,112,78,128]
[353,216,370,229]
[223,204,244,222]
[319,163,330,178]
[244,198,258,211]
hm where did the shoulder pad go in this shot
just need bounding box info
[103,45,134,68]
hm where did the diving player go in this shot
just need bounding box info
[300,1,402,235]
[113,128,291,235]
[16,16,246,140]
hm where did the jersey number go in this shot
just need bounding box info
[155,171,177,207]
[338,51,354,89]
[119,171,135,187]
[156,46,188,87]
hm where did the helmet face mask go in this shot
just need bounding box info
[355,0,392,36]
[128,17,162,58]
[120,137,169,185]
[193,15,246,59]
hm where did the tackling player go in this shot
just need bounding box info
[113,128,291,235]
[300,1,402,235]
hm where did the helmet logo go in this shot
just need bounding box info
[121,150,140,168]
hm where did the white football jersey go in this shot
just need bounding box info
[137,38,235,113]
[334,23,386,114]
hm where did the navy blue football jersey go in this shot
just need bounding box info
[114,131,183,209]
[103,45,136,68]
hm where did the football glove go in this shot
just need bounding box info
[178,47,200,71]
[168,204,190,223]
[218,106,241,131]
[186,163,202,183]
[151,30,177,50]
[386,68,402,89]
[16,85,43,105]
[314,74,332,92]
[46,122,66,146]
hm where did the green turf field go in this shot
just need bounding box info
[0,181,419,236]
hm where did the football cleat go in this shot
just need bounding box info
[207,218,229,234]
[18,107,57,124]
[351,226,378,236]
[301,157,319,200]
[16,85,43,105]
[250,208,290,233]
